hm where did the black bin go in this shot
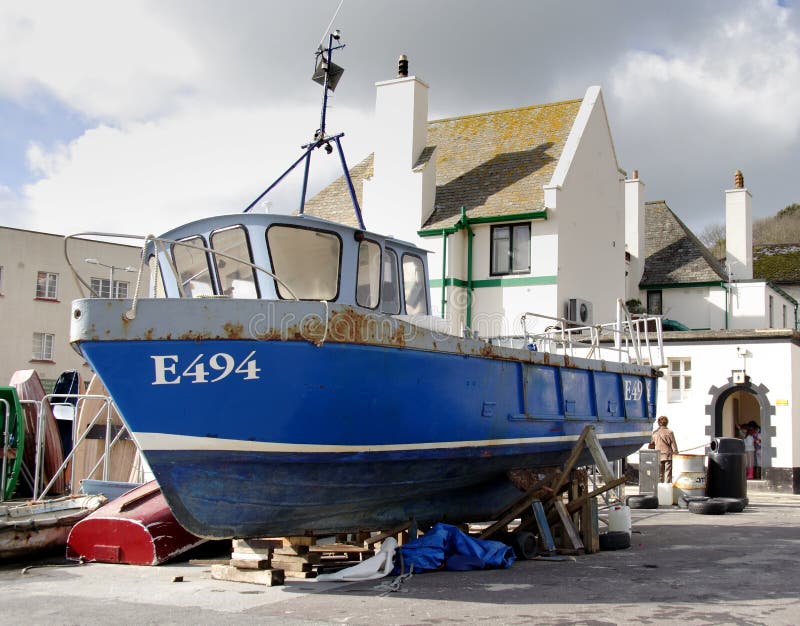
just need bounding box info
[706,437,747,498]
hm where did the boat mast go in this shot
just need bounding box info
[243,32,366,230]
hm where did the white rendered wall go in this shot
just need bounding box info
[549,87,626,324]
[624,176,645,300]
[649,340,797,470]
[660,287,716,330]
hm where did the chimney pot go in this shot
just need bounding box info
[398,54,408,78]
[734,169,744,189]
[632,169,639,180]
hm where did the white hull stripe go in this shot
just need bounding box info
[134,430,653,453]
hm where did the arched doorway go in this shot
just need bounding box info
[706,376,774,479]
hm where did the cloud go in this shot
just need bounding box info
[0,1,202,122]
[20,103,375,235]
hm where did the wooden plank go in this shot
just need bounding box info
[565,476,627,514]
[211,564,284,586]
[364,521,411,546]
[309,543,375,555]
[549,426,593,495]
[531,500,556,555]
[230,558,271,570]
[553,499,584,552]
[281,536,315,547]
[580,497,600,554]
[478,474,557,540]
[233,538,281,552]
[585,428,616,483]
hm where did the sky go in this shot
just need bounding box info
[1,0,799,240]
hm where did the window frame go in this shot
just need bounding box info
[647,290,663,315]
[265,223,343,302]
[32,332,55,361]
[380,248,401,315]
[210,224,261,299]
[90,277,130,298]
[489,222,531,276]
[401,253,429,316]
[667,357,692,403]
[35,271,59,300]
[355,238,382,310]
[172,235,215,298]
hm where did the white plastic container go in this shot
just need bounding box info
[608,504,631,534]
[657,482,674,506]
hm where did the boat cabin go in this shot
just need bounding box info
[148,213,432,317]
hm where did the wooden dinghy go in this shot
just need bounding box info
[9,370,65,495]
[0,387,26,500]
[71,375,140,494]
[67,480,206,565]
[0,494,106,560]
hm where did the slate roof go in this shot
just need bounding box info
[640,200,727,287]
[304,99,583,229]
[753,243,800,285]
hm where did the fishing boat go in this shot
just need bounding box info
[68,34,662,539]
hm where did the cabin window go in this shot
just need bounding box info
[668,358,691,403]
[402,254,428,315]
[381,249,401,315]
[266,225,341,300]
[647,290,663,315]
[35,271,58,299]
[356,240,381,309]
[173,236,214,298]
[211,226,259,299]
[90,277,129,298]
[490,223,530,275]
[32,332,55,361]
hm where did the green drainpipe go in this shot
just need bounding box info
[463,208,474,330]
[440,230,448,319]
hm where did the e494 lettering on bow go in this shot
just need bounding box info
[151,351,260,385]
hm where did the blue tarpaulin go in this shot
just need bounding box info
[392,523,516,574]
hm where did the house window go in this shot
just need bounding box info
[36,271,58,299]
[668,358,691,402]
[490,223,530,275]
[32,332,55,361]
[647,290,663,315]
[90,277,129,298]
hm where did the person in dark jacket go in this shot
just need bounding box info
[651,415,679,483]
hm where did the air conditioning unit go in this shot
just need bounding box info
[565,298,593,326]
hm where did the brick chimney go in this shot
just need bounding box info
[725,169,752,280]
[361,56,436,243]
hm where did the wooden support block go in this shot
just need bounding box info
[309,544,375,556]
[479,474,558,540]
[282,536,316,547]
[580,497,600,554]
[553,499,584,552]
[233,538,281,553]
[271,552,321,566]
[283,570,317,579]
[271,559,313,572]
[274,545,310,556]
[566,476,627,514]
[211,564,284,586]
[550,426,593,494]
[230,558,271,570]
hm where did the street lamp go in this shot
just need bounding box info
[84,258,136,298]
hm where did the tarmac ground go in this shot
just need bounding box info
[1,491,798,625]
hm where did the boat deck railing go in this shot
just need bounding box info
[521,299,666,368]
[1,392,140,502]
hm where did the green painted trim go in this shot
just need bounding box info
[643,281,725,290]
[431,275,557,289]
[418,209,548,237]
[467,210,548,225]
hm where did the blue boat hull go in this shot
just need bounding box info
[76,331,656,538]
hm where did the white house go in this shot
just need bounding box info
[307,59,800,493]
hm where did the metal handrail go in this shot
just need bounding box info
[1,399,9,502]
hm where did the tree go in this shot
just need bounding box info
[699,222,725,259]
